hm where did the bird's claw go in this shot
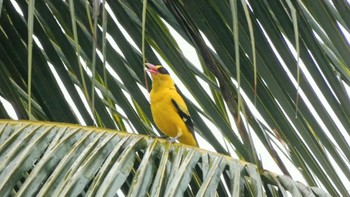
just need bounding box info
[167,137,178,143]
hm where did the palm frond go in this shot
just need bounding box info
[0,120,331,196]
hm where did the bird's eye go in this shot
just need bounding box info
[157,67,169,74]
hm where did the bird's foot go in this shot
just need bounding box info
[167,137,178,143]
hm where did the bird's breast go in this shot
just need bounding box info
[150,89,182,137]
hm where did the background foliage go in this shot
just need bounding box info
[0,0,349,196]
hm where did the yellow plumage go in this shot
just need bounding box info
[145,63,198,147]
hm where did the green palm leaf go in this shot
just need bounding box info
[0,120,331,196]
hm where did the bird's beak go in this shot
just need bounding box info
[145,63,158,75]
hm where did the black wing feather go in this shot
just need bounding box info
[171,99,194,133]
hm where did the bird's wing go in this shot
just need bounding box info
[171,98,194,133]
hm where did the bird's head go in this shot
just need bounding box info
[145,63,172,82]
[145,63,169,75]
[145,63,174,88]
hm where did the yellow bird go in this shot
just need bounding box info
[145,63,198,147]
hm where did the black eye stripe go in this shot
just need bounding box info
[157,67,169,74]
